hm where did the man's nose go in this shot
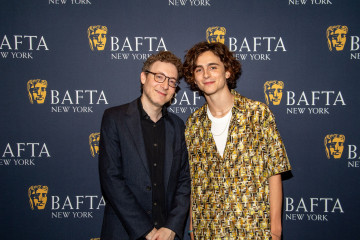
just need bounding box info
[203,69,210,78]
[160,78,169,89]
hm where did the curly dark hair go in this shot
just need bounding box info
[183,41,241,91]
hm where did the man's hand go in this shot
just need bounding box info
[145,228,158,240]
[152,227,175,240]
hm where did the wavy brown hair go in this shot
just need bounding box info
[142,51,183,79]
[183,41,241,91]
[141,51,183,93]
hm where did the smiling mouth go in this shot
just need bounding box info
[156,90,166,96]
[204,81,215,85]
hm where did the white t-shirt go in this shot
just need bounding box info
[207,106,232,157]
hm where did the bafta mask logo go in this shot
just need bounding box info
[326,25,348,52]
[206,26,226,44]
[264,80,284,105]
[324,134,345,159]
[89,132,100,157]
[27,79,48,104]
[90,238,100,240]
[28,185,48,210]
[88,25,108,51]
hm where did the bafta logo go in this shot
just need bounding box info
[88,25,108,51]
[90,238,100,240]
[27,79,48,104]
[206,26,226,44]
[89,132,100,157]
[324,134,345,159]
[264,80,284,105]
[326,25,348,52]
[28,185,48,210]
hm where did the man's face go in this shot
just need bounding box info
[328,137,344,159]
[32,188,48,210]
[141,61,177,108]
[208,30,225,44]
[91,29,107,51]
[330,29,347,51]
[31,82,47,104]
[194,51,230,97]
[267,83,283,105]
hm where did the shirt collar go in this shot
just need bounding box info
[137,97,168,120]
[198,89,245,120]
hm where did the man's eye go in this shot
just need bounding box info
[195,68,202,73]
[156,75,164,80]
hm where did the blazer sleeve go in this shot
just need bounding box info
[99,108,153,239]
[163,119,191,239]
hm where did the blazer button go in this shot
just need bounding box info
[146,186,152,191]
[147,210,151,215]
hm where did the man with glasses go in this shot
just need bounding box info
[99,51,190,240]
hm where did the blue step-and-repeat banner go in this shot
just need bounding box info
[1,0,360,239]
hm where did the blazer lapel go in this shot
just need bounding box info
[125,99,150,176]
[163,117,175,192]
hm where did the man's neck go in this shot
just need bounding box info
[140,95,163,122]
[205,88,234,118]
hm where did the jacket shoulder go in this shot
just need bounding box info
[236,94,272,114]
[102,100,136,118]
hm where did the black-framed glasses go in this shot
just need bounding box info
[145,71,179,88]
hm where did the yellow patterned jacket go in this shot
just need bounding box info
[185,90,291,240]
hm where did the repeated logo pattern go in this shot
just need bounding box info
[264,80,284,105]
[28,185,48,210]
[27,79,48,104]
[206,26,226,44]
[88,25,108,51]
[324,134,345,159]
[326,25,348,52]
[89,132,100,157]
[185,90,291,239]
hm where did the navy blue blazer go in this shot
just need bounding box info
[99,99,190,240]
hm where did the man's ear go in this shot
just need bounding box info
[140,72,147,85]
[225,71,231,79]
